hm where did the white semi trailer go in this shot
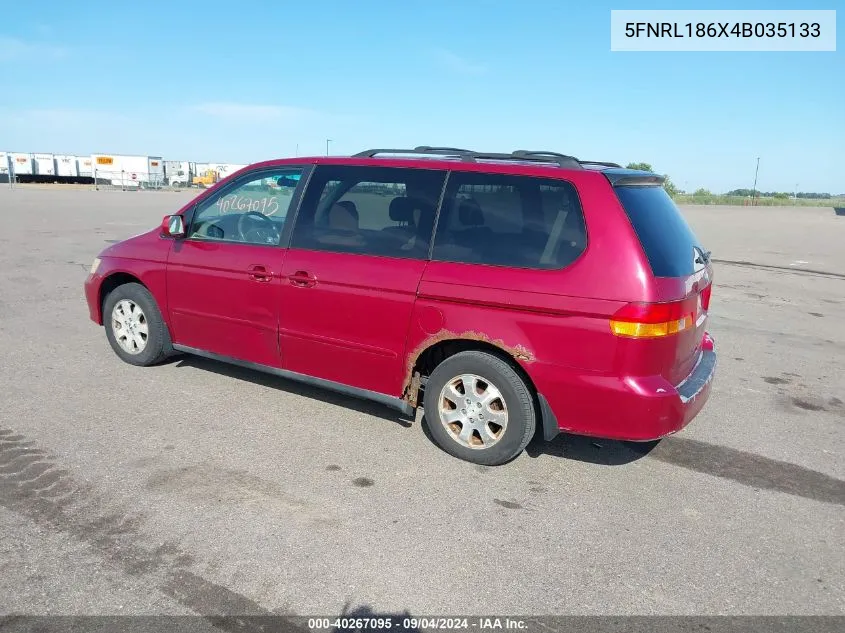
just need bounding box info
[33,153,56,179]
[10,153,34,176]
[6,152,95,184]
[76,155,93,178]
[56,155,79,178]
[217,163,248,178]
[92,154,165,188]
[2,152,249,186]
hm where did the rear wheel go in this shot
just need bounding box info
[423,351,536,465]
[103,283,171,366]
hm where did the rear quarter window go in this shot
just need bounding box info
[432,173,586,269]
[614,185,705,278]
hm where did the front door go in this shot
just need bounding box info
[166,166,307,368]
[278,164,447,395]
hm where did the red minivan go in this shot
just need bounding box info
[84,147,715,465]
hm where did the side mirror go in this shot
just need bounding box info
[161,214,186,238]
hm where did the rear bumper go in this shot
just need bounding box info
[535,333,716,442]
[677,348,716,405]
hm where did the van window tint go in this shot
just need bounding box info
[292,165,447,259]
[432,173,586,269]
[614,186,705,277]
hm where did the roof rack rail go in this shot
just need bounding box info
[463,151,579,167]
[510,150,581,169]
[511,150,576,159]
[351,147,478,162]
[353,147,478,162]
[351,147,617,170]
[580,160,622,168]
[413,145,475,154]
[351,148,431,158]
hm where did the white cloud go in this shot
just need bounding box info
[0,36,67,62]
[432,49,487,75]
[190,102,312,123]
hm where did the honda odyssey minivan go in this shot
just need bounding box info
[84,146,716,465]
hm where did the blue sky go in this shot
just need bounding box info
[0,0,842,193]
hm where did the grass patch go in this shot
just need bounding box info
[673,195,845,207]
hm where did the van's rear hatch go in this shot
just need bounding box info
[608,173,712,386]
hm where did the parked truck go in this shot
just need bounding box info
[190,162,248,188]
[164,160,194,187]
[192,163,220,188]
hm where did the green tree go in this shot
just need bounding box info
[625,162,678,197]
[693,188,712,197]
[626,162,653,172]
[773,192,789,199]
[663,175,679,197]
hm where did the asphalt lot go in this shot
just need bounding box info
[0,188,843,617]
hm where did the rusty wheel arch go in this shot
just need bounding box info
[402,330,536,407]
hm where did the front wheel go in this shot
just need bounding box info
[422,351,537,465]
[103,282,171,366]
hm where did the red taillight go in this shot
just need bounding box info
[610,298,697,338]
[700,284,712,311]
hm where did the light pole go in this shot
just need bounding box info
[326,139,332,156]
[751,157,760,206]
[295,143,299,158]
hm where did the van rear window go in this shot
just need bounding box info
[614,185,704,278]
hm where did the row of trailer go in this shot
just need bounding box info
[0,152,248,189]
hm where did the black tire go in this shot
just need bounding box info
[422,351,536,466]
[102,282,172,367]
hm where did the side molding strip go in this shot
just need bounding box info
[172,344,416,418]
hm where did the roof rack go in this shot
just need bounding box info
[511,150,580,167]
[351,147,621,170]
[352,147,476,163]
[579,160,623,168]
[413,145,476,154]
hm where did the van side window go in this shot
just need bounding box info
[432,173,586,269]
[292,165,447,259]
[188,169,303,246]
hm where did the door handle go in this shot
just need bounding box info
[247,265,273,282]
[288,270,317,287]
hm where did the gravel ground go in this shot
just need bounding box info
[0,188,842,619]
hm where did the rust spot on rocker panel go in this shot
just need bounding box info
[402,329,535,404]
